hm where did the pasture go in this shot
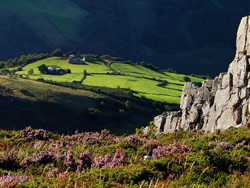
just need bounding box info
[15,57,204,103]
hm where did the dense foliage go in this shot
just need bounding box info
[1,125,250,187]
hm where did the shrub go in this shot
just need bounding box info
[0,173,31,185]
[77,150,93,170]
[16,67,22,71]
[152,140,191,159]
[28,69,34,75]
[0,150,19,171]
[119,109,125,114]
[20,126,48,140]
[88,107,101,115]
[165,105,172,111]
[125,100,131,109]
[183,76,191,82]
[215,142,234,151]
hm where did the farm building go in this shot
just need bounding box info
[70,54,77,59]
[47,66,59,74]
[69,59,84,64]
[83,57,92,61]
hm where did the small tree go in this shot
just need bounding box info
[17,67,22,71]
[51,49,63,57]
[28,68,34,75]
[165,105,172,111]
[125,100,131,109]
[38,64,48,74]
[140,61,146,67]
[100,55,111,60]
[183,76,191,82]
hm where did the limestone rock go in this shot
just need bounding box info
[154,15,250,133]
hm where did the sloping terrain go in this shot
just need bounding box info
[0,75,164,135]
[0,53,205,134]
[15,57,204,103]
[1,0,250,77]
[0,0,90,57]
[0,123,249,187]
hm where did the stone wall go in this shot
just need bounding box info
[154,15,250,133]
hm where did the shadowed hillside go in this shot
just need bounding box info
[0,0,249,77]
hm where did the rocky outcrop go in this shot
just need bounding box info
[154,15,250,133]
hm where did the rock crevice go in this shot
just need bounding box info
[154,15,250,133]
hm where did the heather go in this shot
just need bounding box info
[1,127,250,187]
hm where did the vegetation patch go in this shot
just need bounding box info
[12,56,205,103]
[0,125,250,187]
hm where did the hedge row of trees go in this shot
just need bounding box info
[0,49,211,80]
[0,53,49,69]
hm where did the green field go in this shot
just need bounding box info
[83,74,182,103]
[111,62,204,83]
[15,57,205,104]
[23,57,110,73]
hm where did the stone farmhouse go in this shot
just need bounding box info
[47,66,59,74]
[83,57,92,62]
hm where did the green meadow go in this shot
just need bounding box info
[15,57,204,104]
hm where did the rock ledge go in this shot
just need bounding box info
[154,15,250,133]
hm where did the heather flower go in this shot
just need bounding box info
[77,150,93,170]
[0,150,19,170]
[141,139,163,155]
[0,173,31,185]
[109,150,126,168]
[67,129,114,146]
[64,150,76,169]
[125,135,142,144]
[32,150,55,164]
[55,153,65,161]
[20,126,48,140]
[21,157,32,165]
[168,173,175,179]
[94,154,112,168]
[215,142,234,151]
[45,164,60,178]
[47,167,59,178]
[93,150,126,169]
[152,141,191,159]
[33,141,45,149]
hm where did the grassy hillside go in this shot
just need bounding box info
[0,73,172,135]
[0,125,250,187]
[15,57,204,104]
[1,54,204,135]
